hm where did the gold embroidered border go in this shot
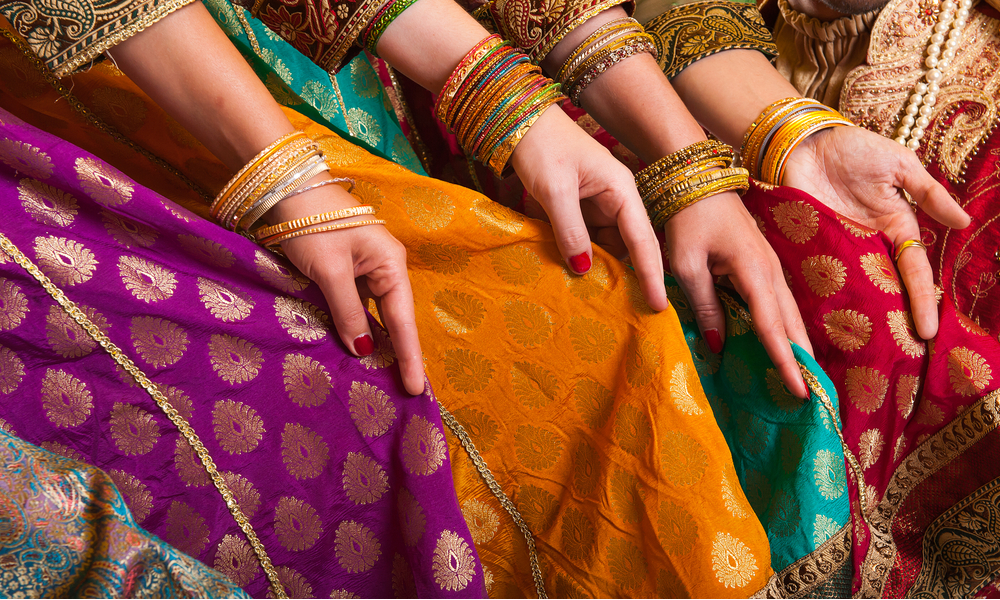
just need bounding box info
[438,403,548,599]
[644,0,777,79]
[0,26,213,203]
[753,523,852,598]
[0,232,287,599]
[857,390,1000,598]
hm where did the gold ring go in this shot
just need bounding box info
[893,239,927,262]
[899,188,918,212]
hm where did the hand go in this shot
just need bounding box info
[782,126,971,339]
[267,177,426,395]
[665,191,812,398]
[510,106,669,311]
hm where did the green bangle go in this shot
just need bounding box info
[366,0,422,54]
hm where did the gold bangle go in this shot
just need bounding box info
[648,171,749,228]
[556,19,640,83]
[635,140,733,187]
[215,139,316,225]
[742,99,820,178]
[211,131,307,218]
[253,205,376,242]
[759,111,853,184]
[221,144,319,229]
[263,219,387,248]
[637,158,730,199]
[238,158,331,231]
[437,36,505,123]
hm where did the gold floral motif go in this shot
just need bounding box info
[20,179,77,226]
[660,431,707,487]
[462,498,500,545]
[813,514,841,547]
[860,253,901,294]
[893,434,908,463]
[768,488,802,538]
[573,440,601,497]
[0,278,28,331]
[489,245,541,285]
[670,361,704,416]
[948,347,992,396]
[99,216,158,256]
[281,422,329,480]
[511,361,560,409]
[432,530,476,591]
[771,201,818,243]
[721,472,749,518]
[568,316,616,363]
[562,260,609,300]
[403,185,454,231]
[274,496,323,552]
[471,197,524,236]
[432,289,485,334]
[690,336,721,377]
[501,299,553,348]
[886,310,925,357]
[165,500,210,558]
[282,354,332,407]
[89,86,147,134]
[738,412,767,456]
[0,346,24,394]
[197,278,254,322]
[75,157,133,206]
[723,355,752,395]
[401,415,447,476]
[397,488,426,547]
[896,374,920,418]
[0,140,52,179]
[130,316,188,367]
[443,348,494,393]
[118,255,176,302]
[162,385,193,421]
[335,520,381,573]
[626,336,659,388]
[845,366,889,414]
[208,334,263,384]
[858,428,884,470]
[801,255,847,297]
[916,398,945,425]
[107,469,153,523]
[608,536,647,591]
[957,311,989,336]
[574,378,615,429]
[41,368,92,428]
[451,408,500,454]
[346,108,383,146]
[350,180,383,214]
[215,534,261,587]
[174,437,210,487]
[342,452,388,505]
[838,215,877,238]
[254,249,309,293]
[823,309,872,351]
[273,566,312,598]
[711,531,758,589]
[658,499,698,556]
[0,417,14,435]
[221,471,261,521]
[666,285,694,322]
[518,484,559,532]
[331,589,361,600]
[39,440,84,462]
[415,243,469,274]
[814,449,846,500]
[766,368,803,413]
[178,234,234,268]
[610,468,644,524]
[614,405,653,457]
[274,296,329,342]
[109,402,160,456]
[514,424,563,471]
[348,380,396,437]
[34,236,97,286]
[392,554,417,598]
[45,304,105,357]
[212,399,265,455]
[360,327,395,370]
[559,506,596,561]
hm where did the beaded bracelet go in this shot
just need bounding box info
[566,33,657,106]
[556,18,638,83]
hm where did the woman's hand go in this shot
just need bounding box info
[665,191,812,398]
[268,178,426,395]
[510,106,669,311]
[782,125,972,339]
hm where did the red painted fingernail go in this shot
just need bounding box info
[568,253,591,273]
[801,377,810,398]
[354,334,374,357]
[704,328,723,354]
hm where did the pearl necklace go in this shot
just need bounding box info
[893,0,973,150]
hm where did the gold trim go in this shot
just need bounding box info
[754,523,852,598]
[0,232,287,599]
[0,27,213,203]
[328,72,354,137]
[438,403,548,599]
[232,3,263,55]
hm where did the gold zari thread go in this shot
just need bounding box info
[0,232,288,599]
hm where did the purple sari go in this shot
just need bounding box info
[0,106,484,599]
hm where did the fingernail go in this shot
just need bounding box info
[569,253,591,273]
[354,334,374,357]
[704,328,723,354]
[800,377,809,398]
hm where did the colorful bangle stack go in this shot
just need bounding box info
[435,34,567,176]
[555,17,657,106]
[360,0,422,54]
[741,97,855,185]
[636,139,749,229]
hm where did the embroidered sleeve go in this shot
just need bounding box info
[642,0,776,79]
[0,0,196,77]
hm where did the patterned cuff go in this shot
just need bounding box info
[487,0,633,62]
[644,0,776,79]
[1,0,196,77]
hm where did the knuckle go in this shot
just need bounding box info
[336,304,369,329]
[559,226,590,250]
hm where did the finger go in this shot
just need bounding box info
[672,254,727,354]
[537,183,595,274]
[363,262,426,396]
[771,261,814,357]
[732,274,809,398]
[897,152,970,229]
[319,258,376,358]
[616,194,667,311]
[592,226,629,260]
[893,234,939,339]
